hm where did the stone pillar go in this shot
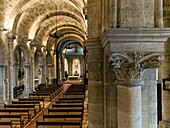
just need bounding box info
[0,65,6,102]
[23,63,30,97]
[154,0,163,27]
[53,52,56,79]
[61,54,65,80]
[118,0,154,28]
[29,42,36,92]
[68,59,72,76]
[42,47,46,84]
[14,63,18,87]
[7,32,16,101]
[158,90,170,127]
[101,28,170,128]
[109,52,163,128]
[117,83,142,128]
[86,39,104,128]
[48,64,53,84]
[38,64,43,84]
[159,2,170,126]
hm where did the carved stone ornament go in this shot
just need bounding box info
[109,52,163,80]
[7,32,16,40]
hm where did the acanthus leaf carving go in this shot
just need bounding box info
[109,52,163,80]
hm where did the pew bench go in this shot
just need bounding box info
[43,114,83,121]
[36,121,82,128]
[0,108,32,122]
[4,104,37,117]
[56,100,84,104]
[63,93,85,98]
[0,121,14,128]
[0,114,25,128]
[48,108,83,115]
[18,98,45,108]
[58,98,85,100]
[52,104,84,109]
[12,101,42,112]
[29,92,53,101]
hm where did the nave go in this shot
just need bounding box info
[0,82,88,128]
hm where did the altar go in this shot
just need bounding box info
[68,76,79,81]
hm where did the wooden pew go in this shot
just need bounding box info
[4,104,37,117]
[56,100,84,104]
[48,108,83,115]
[0,108,32,122]
[0,114,25,128]
[35,84,62,98]
[58,98,85,100]
[52,104,84,108]
[0,121,13,128]
[12,100,42,112]
[43,114,83,121]
[36,121,82,128]
[18,98,45,108]
[29,92,53,101]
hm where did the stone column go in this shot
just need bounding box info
[7,32,16,101]
[29,42,36,92]
[14,63,18,87]
[23,63,30,97]
[154,0,163,27]
[158,90,170,127]
[159,3,170,126]
[68,59,72,76]
[53,52,56,79]
[0,65,6,102]
[48,64,53,84]
[42,47,46,84]
[86,39,104,128]
[38,64,43,84]
[117,82,142,128]
[109,52,163,128]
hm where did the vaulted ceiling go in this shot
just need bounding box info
[1,0,87,50]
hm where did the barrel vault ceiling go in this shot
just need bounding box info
[0,0,87,50]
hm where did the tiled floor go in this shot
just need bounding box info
[25,83,88,128]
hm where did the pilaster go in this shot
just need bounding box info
[86,39,104,128]
[48,64,53,84]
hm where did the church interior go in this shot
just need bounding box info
[0,0,170,128]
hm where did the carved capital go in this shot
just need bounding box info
[29,41,37,47]
[109,52,163,80]
[7,32,16,40]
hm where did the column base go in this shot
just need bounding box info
[159,121,170,128]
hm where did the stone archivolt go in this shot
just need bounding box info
[109,52,163,80]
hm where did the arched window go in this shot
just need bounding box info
[72,58,80,76]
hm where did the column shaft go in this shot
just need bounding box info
[48,64,53,84]
[117,85,141,128]
[38,65,43,84]
[8,37,15,101]
[0,66,6,102]
[24,64,30,97]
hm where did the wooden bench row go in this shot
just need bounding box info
[0,84,63,128]
[36,84,86,128]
